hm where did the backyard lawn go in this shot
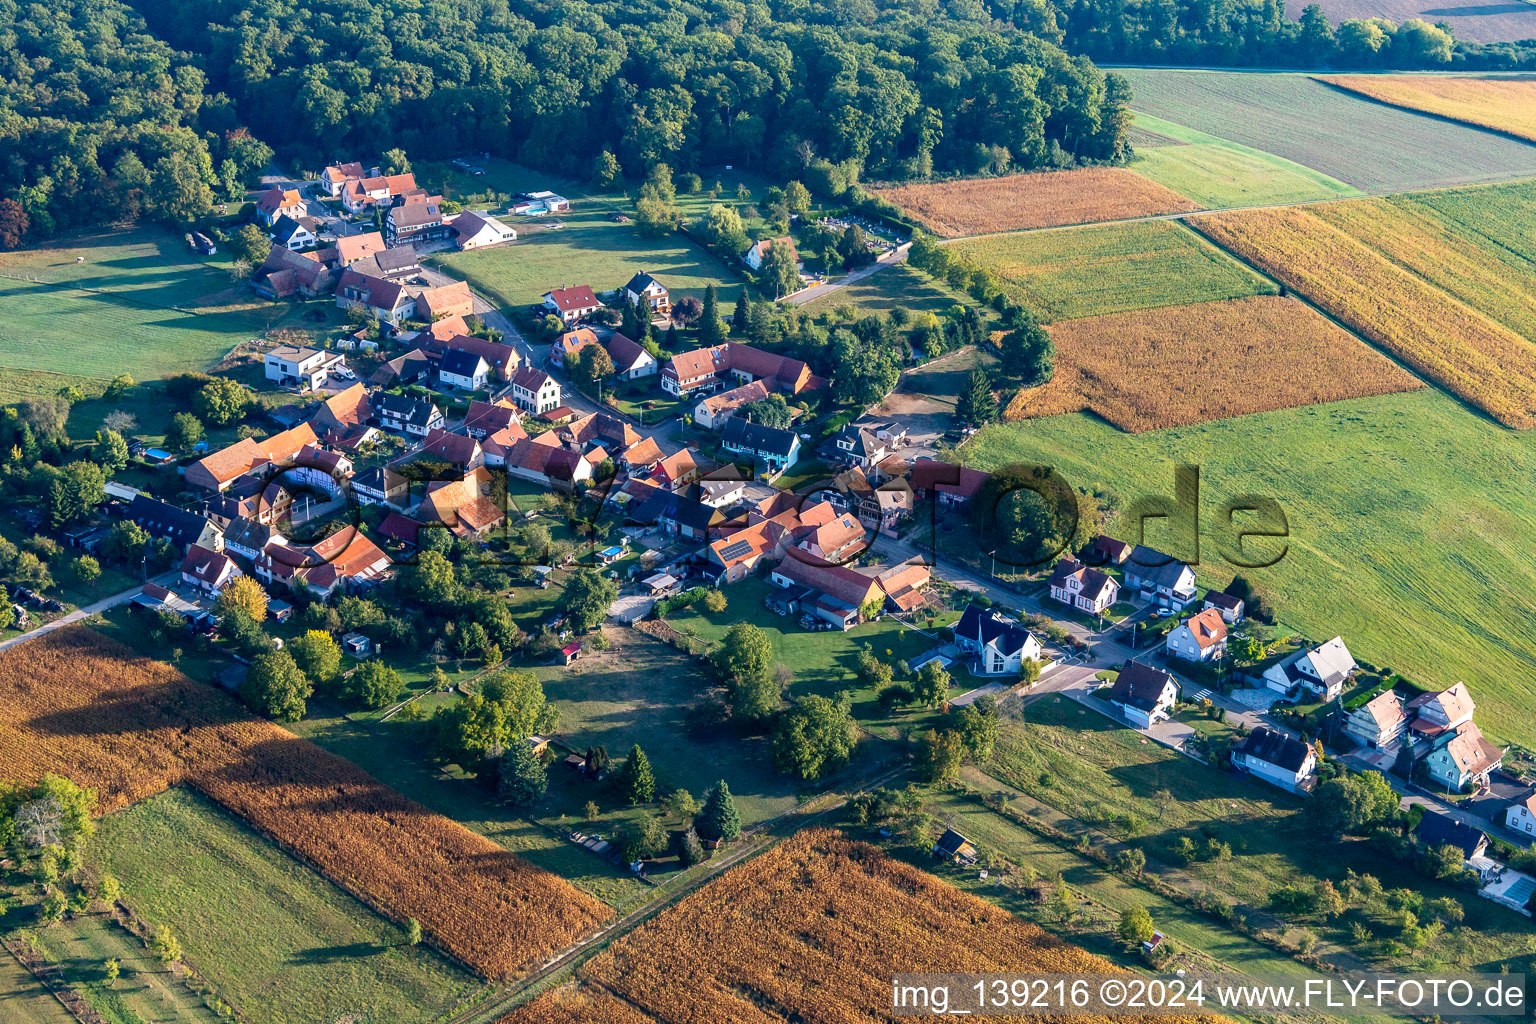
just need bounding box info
[89,788,482,1024]
[0,228,302,381]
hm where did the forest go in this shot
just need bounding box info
[4,0,1535,243]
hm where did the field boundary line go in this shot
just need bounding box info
[1311,77,1536,151]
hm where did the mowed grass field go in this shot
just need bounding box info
[0,955,71,1024]
[946,219,1273,322]
[91,788,481,1024]
[1319,75,1536,144]
[1129,112,1362,208]
[1120,69,1536,192]
[964,387,1536,747]
[1005,295,1423,431]
[1193,203,1536,428]
[874,167,1198,237]
[0,228,297,380]
[435,205,744,310]
[802,262,971,319]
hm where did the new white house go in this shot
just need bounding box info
[1109,662,1179,729]
[264,345,347,390]
[1260,636,1358,700]
[439,349,490,391]
[1232,727,1317,794]
[953,604,1045,677]
[1165,607,1228,663]
[1047,558,1120,615]
[1123,545,1197,609]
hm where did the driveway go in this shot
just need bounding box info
[783,243,910,306]
[0,572,177,653]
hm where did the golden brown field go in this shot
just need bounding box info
[1319,75,1536,143]
[874,168,1200,237]
[0,627,611,980]
[1192,206,1536,429]
[1003,294,1423,431]
[500,830,1219,1024]
[504,986,659,1024]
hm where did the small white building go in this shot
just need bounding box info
[453,210,518,250]
[511,367,562,415]
[623,271,670,315]
[1109,662,1179,729]
[1505,794,1536,837]
[1232,726,1317,794]
[1046,558,1120,615]
[1259,636,1358,700]
[542,285,602,324]
[1165,607,1228,663]
[265,345,347,390]
[439,349,490,391]
[953,604,1044,677]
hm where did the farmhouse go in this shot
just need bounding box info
[462,399,523,440]
[453,210,518,250]
[954,604,1044,677]
[693,380,769,431]
[371,348,431,387]
[327,231,386,268]
[872,559,931,612]
[1344,689,1407,750]
[256,527,392,599]
[341,172,419,213]
[185,423,319,492]
[250,246,337,299]
[795,509,867,565]
[386,202,452,247]
[309,384,373,440]
[833,421,907,470]
[321,161,378,196]
[417,280,475,321]
[1232,726,1317,794]
[419,468,506,538]
[1260,636,1358,700]
[428,334,520,381]
[1165,608,1228,663]
[909,461,989,508]
[415,428,485,472]
[542,285,602,324]
[653,449,702,491]
[604,332,657,380]
[709,515,790,582]
[375,393,444,437]
[510,367,562,415]
[623,271,670,315]
[256,186,304,226]
[660,342,823,398]
[264,344,347,390]
[1047,558,1120,614]
[1109,662,1179,729]
[1123,545,1197,609]
[124,495,224,553]
[336,268,416,324]
[354,247,421,280]
[1424,721,1504,792]
[720,418,800,474]
[223,517,284,562]
[179,544,242,595]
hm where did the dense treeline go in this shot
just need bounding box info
[129,0,1130,183]
[0,0,271,240]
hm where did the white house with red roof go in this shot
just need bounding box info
[179,544,242,594]
[542,285,602,324]
[511,367,562,414]
[321,161,378,196]
[256,187,305,226]
[1165,608,1228,662]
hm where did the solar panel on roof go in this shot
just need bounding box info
[718,540,753,561]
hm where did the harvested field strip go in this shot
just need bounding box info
[514,829,1217,1024]
[502,986,658,1023]
[946,220,1272,322]
[1003,295,1423,432]
[1121,69,1536,192]
[0,627,611,981]
[1310,194,1536,344]
[1318,75,1536,143]
[1191,206,1536,429]
[874,167,1199,238]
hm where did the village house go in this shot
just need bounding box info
[833,421,908,470]
[336,268,416,324]
[768,556,884,631]
[179,543,242,595]
[661,342,823,398]
[264,345,347,391]
[605,332,657,380]
[385,202,452,247]
[1506,794,1536,837]
[551,327,600,368]
[1165,607,1228,663]
[721,418,801,476]
[327,231,387,268]
[371,348,432,388]
[1424,720,1504,792]
[623,271,670,316]
[255,186,304,226]
[321,161,378,197]
[1123,545,1198,609]
[309,383,373,441]
[417,280,475,321]
[270,214,318,252]
[1407,682,1476,741]
[255,527,391,600]
[462,399,523,440]
[693,380,770,431]
[418,467,505,538]
[341,172,419,213]
[427,333,520,381]
[909,461,990,509]
[1047,558,1120,615]
[185,423,319,493]
[439,349,490,391]
[620,437,664,472]
[375,393,444,438]
[452,210,518,250]
[1086,534,1133,566]
[652,449,702,491]
[743,236,799,271]
[222,517,284,563]
[124,495,224,554]
[954,604,1045,677]
[1203,590,1246,623]
[796,509,867,565]
[708,514,790,582]
[510,367,562,415]
[510,191,569,215]
[250,246,338,300]
[414,428,485,472]
[1344,689,1408,750]
[542,285,602,325]
[353,247,420,281]
[1415,811,1496,882]
[351,466,409,508]
[1232,727,1318,794]
[1109,662,1180,729]
[872,560,931,613]
[1259,636,1358,700]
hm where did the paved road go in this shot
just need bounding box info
[0,572,176,653]
[784,243,910,306]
